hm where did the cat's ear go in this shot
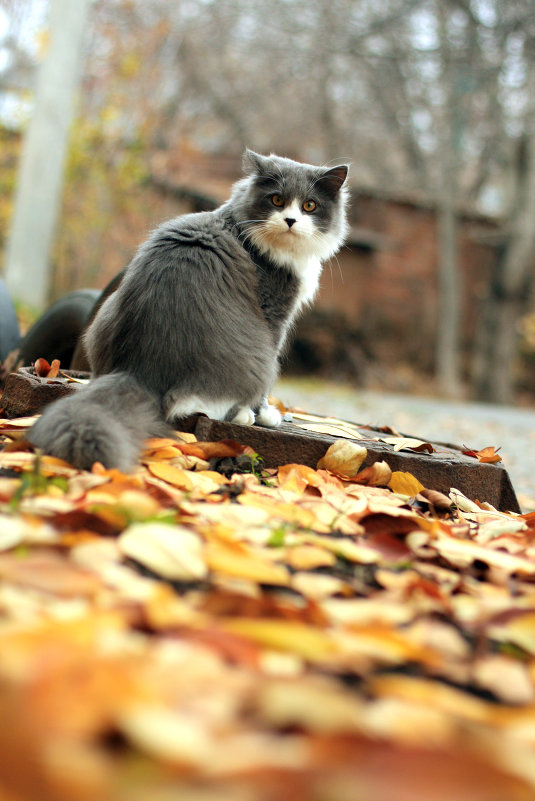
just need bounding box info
[318,165,349,195]
[242,149,269,176]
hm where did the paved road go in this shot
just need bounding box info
[275,377,535,506]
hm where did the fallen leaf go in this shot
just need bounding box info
[34,357,51,377]
[286,544,336,570]
[47,359,61,379]
[278,463,325,493]
[388,471,426,497]
[382,437,435,453]
[119,705,212,766]
[221,618,337,661]
[119,522,208,581]
[293,421,364,439]
[0,550,103,597]
[205,541,290,585]
[146,461,193,490]
[475,446,502,464]
[317,441,368,477]
[354,461,392,486]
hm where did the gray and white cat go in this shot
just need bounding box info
[29,150,349,470]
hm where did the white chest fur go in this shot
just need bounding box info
[291,255,322,310]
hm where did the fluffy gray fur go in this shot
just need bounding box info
[29,150,349,470]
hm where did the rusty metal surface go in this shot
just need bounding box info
[0,368,520,512]
[0,367,90,418]
[192,416,520,513]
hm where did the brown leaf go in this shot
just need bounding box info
[353,461,392,487]
[317,441,367,478]
[47,359,61,379]
[179,439,253,460]
[34,357,51,377]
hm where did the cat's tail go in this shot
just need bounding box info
[28,373,170,472]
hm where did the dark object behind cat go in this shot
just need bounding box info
[29,150,349,470]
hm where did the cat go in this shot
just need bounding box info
[29,150,349,471]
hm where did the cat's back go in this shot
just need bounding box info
[139,208,243,267]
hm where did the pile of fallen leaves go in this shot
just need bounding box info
[1,414,535,801]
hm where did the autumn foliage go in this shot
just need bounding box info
[0,410,533,800]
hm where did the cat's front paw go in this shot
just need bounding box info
[231,406,255,426]
[256,404,282,428]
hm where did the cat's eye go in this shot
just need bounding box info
[303,199,317,212]
[271,194,285,207]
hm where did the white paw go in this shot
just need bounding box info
[256,404,282,428]
[231,406,255,426]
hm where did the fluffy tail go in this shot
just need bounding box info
[28,373,170,471]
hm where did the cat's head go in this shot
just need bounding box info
[233,150,349,267]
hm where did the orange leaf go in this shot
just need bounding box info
[147,461,193,490]
[47,359,61,378]
[475,446,502,464]
[278,463,324,493]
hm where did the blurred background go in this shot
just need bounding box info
[1,0,535,406]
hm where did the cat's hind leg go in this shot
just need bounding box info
[165,394,255,426]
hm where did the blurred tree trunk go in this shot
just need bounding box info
[472,60,535,403]
[436,172,462,398]
[4,0,91,309]
[435,3,463,398]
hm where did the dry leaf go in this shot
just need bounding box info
[293,421,364,439]
[388,471,426,497]
[317,441,367,477]
[278,463,325,493]
[286,545,336,570]
[119,523,208,580]
[205,541,290,585]
[382,437,435,453]
[47,359,61,379]
[1,399,535,801]
[147,461,193,490]
[475,446,502,464]
[354,461,392,486]
[221,618,337,661]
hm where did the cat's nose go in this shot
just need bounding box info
[285,218,296,228]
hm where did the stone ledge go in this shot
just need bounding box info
[0,368,520,512]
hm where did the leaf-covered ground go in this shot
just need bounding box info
[1,412,535,801]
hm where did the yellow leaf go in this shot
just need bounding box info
[388,471,426,497]
[205,541,290,585]
[382,437,434,453]
[317,441,367,478]
[286,544,336,570]
[221,618,337,660]
[237,493,318,529]
[294,422,364,439]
